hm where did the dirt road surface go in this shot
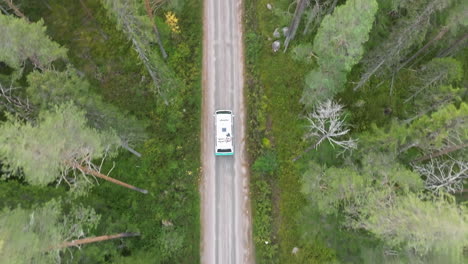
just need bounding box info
[200,0,253,263]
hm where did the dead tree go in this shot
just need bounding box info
[413,159,468,193]
[0,82,35,121]
[397,27,449,72]
[302,0,337,36]
[2,0,28,21]
[283,0,308,52]
[412,143,468,163]
[57,233,140,249]
[48,233,140,251]
[62,146,148,194]
[293,100,356,161]
[437,33,468,58]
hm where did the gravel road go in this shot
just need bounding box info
[200,0,253,263]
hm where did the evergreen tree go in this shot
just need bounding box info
[302,153,422,215]
[359,102,468,160]
[0,103,148,193]
[100,0,179,103]
[301,0,378,107]
[404,57,464,123]
[0,199,99,264]
[347,191,468,259]
[354,0,454,90]
[26,67,148,152]
[0,13,67,71]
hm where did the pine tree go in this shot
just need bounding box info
[26,67,148,153]
[0,13,67,71]
[347,192,468,258]
[100,0,179,102]
[0,199,140,263]
[0,103,148,193]
[354,0,454,90]
[0,200,99,264]
[301,0,378,107]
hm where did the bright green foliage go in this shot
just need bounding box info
[301,0,378,107]
[445,0,468,34]
[252,150,278,176]
[349,192,468,258]
[359,102,467,156]
[0,199,100,264]
[406,58,464,116]
[358,121,412,155]
[360,152,423,192]
[302,69,344,105]
[302,162,368,215]
[290,43,314,63]
[409,102,468,152]
[157,228,185,260]
[302,153,423,215]
[423,57,463,82]
[0,13,67,70]
[312,0,378,73]
[251,178,277,263]
[0,103,119,186]
[0,201,62,264]
[26,66,89,107]
[26,67,148,144]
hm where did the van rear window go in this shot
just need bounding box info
[217,149,232,153]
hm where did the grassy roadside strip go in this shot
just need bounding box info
[245,0,336,263]
[244,0,277,262]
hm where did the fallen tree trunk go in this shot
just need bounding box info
[55,232,140,249]
[284,0,308,52]
[72,162,148,194]
[412,143,468,163]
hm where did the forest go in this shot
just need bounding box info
[0,0,467,263]
[246,0,467,263]
[0,0,201,263]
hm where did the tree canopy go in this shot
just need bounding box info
[0,103,119,187]
[0,13,67,71]
[347,192,468,257]
[301,0,378,107]
[0,199,100,264]
[26,67,148,147]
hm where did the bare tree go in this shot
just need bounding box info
[294,100,356,161]
[2,0,28,21]
[302,0,337,36]
[283,0,308,51]
[413,159,468,194]
[54,232,140,249]
[0,82,35,121]
[412,142,468,163]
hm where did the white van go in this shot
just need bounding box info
[215,110,234,156]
